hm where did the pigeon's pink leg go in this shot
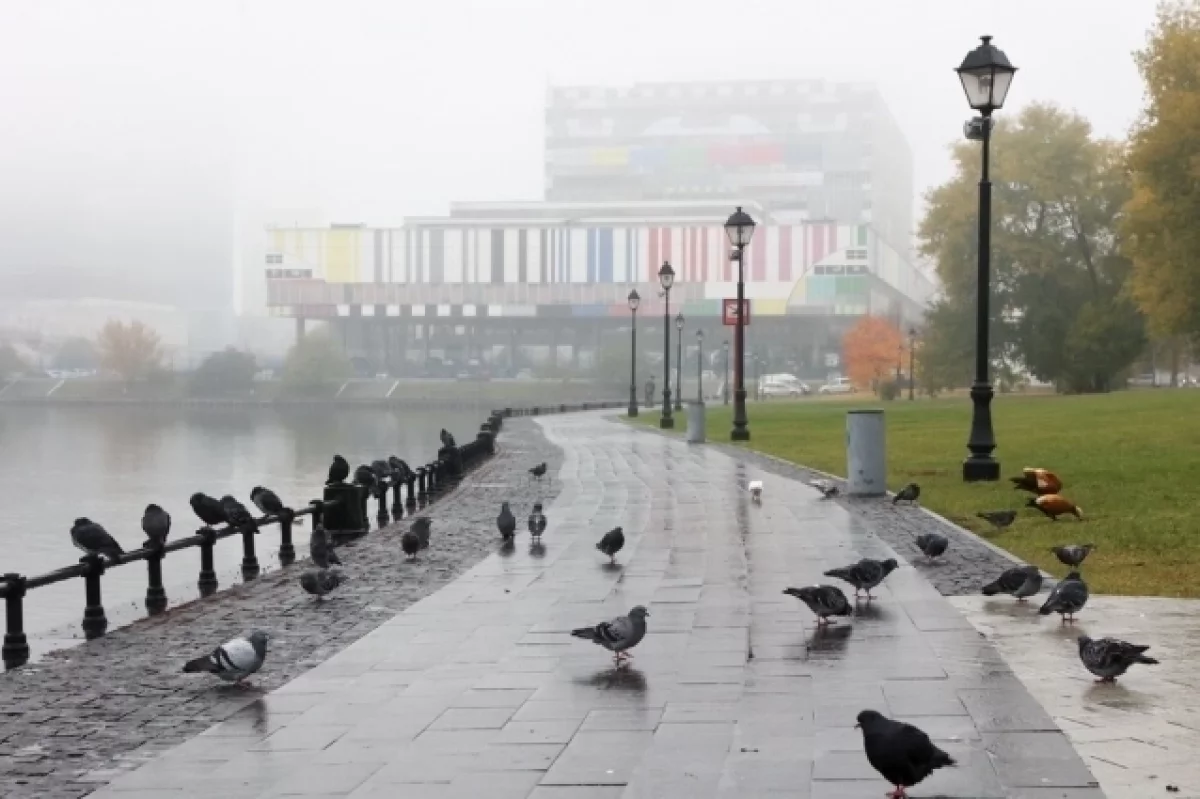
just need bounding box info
[887,786,908,799]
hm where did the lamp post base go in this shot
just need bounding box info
[962,381,1000,482]
[962,455,1000,482]
[627,387,639,418]
[730,388,750,441]
[659,416,675,429]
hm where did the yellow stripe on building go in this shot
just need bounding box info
[324,228,361,283]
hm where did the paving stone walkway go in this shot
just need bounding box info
[83,411,1103,798]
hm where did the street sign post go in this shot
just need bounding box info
[722,299,751,326]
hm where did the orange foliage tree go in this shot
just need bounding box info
[842,316,905,391]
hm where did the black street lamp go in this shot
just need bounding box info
[674,312,684,411]
[724,206,756,440]
[695,328,704,403]
[722,340,730,405]
[627,289,640,417]
[658,261,676,429]
[908,327,917,401]
[957,35,1016,482]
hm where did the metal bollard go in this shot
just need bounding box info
[80,553,108,640]
[145,546,167,616]
[241,526,260,581]
[198,527,219,597]
[278,510,296,566]
[405,475,417,509]
[359,485,371,529]
[391,479,404,520]
[309,499,324,530]
[376,486,390,527]
[2,574,29,670]
[417,466,427,498]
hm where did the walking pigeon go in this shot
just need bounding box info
[70,518,124,561]
[410,516,432,550]
[190,492,227,527]
[309,525,341,568]
[893,483,921,506]
[570,606,650,665]
[915,533,948,561]
[1051,543,1095,568]
[1078,635,1158,683]
[183,630,269,685]
[982,564,1043,601]
[856,709,956,799]
[497,502,516,542]
[250,486,287,520]
[1039,571,1089,623]
[808,479,840,499]
[327,454,350,485]
[400,529,421,561]
[220,495,259,534]
[528,503,547,543]
[977,509,1017,530]
[300,568,345,601]
[783,585,852,626]
[748,480,763,502]
[823,558,899,599]
[141,504,171,549]
[596,526,625,564]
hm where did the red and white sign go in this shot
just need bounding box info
[722,299,751,326]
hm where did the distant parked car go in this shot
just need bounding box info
[760,376,809,398]
[818,377,855,395]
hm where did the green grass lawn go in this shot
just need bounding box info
[628,391,1200,597]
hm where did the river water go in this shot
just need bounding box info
[0,404,490,646]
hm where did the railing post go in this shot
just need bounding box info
[198,526,219,597]
[323,483,368,543]
[477,427,495,457]
[241,525,260,581]
[309,498,324,529]
[3,574,29,670]
[145,547,167,616]
[359,484,372,529]
[80,553,108,640]
[416,466,428,499]
[278,509,296,566]
[405,473,417,509]
[391,479,404,520]
[376,485,390,528]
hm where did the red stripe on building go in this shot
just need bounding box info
[648,227,659,282]
[779,226,792,282]
[724,228,733,281]
[662,227,673,272]
[701,227,709,282]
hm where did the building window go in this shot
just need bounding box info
[265,253,283,264]
[846,249,867,261]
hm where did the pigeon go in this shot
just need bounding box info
[400,529,421,561]
[190,492,227,527]
[528,503,547,543]
[1039,570,1089,623]
[141,504,171,549]
[893,483,920,506]
[915,532,948,561]
[783,585,853,626]
[529,462,547,482]
[299,568,345,601]
[982,564,1043,601]
[497,502,517,542]
[596,526,625,564]
[748,480,763,502]
[808,479,840,499]
[250,486,287,520]
[1078,635,1159,683]
[309,525,341,568]
[70,518,124,561]
[220,495,259,534]
[328,454,350,485]
[183,630,269,685]
[570,606,650,665]
[1051,543,1095,568]
[354,464,377,494]
[388,456,413,481]
[371,460,392,496]
[439,428,457,449]
[823,558,899,599]
[410,516,432,550]
[976,510,1017,530]
[856,709,956,799]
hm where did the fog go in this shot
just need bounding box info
[0,0,1155,315]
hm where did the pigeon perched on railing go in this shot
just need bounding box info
[1078,635,1158,683]
[497,502,516,542]
[784,585,852,626]
[982,564,1042,601]
[371,460,392,496]
[327,454,350,485]
[1051,543,1095,568]
[220,495,259,534]
[856,709,955,799]
[528,503,547,544]
[250,486,287,521]
[183,630,269,685]
[824,558,899,600]
[300,568,345,601]
[141,504,171,549]
[893,483,921,506]
[1039,570,1089,623]
[596,526,625,564]
[190,492,227,527]
[915,533,948,561]
[439,428,457,449]
[571,606,649,666]
[353,464,377,495]
[70,518,124,561]
[410,516,432,550]
[309,524,341,568]
[388,456,413,481]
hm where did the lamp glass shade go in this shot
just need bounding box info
[696,328,704,340]
[627,289,640,311]
[675,312,684,330]
[723,206,757,248]
[956,35,1016,111]
[658,261,675,291]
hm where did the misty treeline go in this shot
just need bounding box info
[920,1,1200,394]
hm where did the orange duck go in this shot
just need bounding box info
[1009,467,1063,496]
[1026,494,1083,521]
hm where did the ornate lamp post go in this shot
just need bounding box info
[957,35,1017,482]
[674,313,684,411]
[722,340,730,405]
[695,328,704,403]
[724,206,756,440]
[908,327,917,401]
[627,289,640,417]
[658,261,676,429]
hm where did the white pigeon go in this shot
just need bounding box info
[183,630,269,685]
[748,480,764,502]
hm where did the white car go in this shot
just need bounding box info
[818,377,855,395]
[760,379,808,398]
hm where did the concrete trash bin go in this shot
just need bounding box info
[686,401,707,444]
[845,409,886,496]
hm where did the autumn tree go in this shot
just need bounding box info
[95,320,163,384]
[282,329,352,394]
[842,316,904,395]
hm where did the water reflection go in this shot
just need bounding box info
[807,623,852,654]
[583,667,648,692]
[529,542,546,559]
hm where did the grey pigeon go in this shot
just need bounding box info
[982,564,1043,601]
[823,558,899,599]
[299,568,345,601]
[141,504,171,549]
[70,518,124,561]
[1039,570,1089,623]
[1051,543,1095,568]
[596,526,625,564]
[497,502,516,542]
[783,585,852,626]
[410,516,432,550]
[327,454,349,485]
[400,529,421,561]
[371,460,392,497]
[220,495,258,534]
[1078,635,1158,683]
[529,462,547,482]
[977,509,1017,530]
[893,483,920,506]
[183,630,269,685]
[808,479,840,499]
[570,606,649,665]
[856,709,955,798]
[440,428,457,449]
[353,464,377,495]
[915,533,948,561]
[250,486,286,519]
[189,492,226,527]
[528,503,547,543]
[309,525,341,568]
[388,456,413,481]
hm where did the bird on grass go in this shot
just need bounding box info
[783,585,852,627]
[250,486,288,522]
[300,568,345,601]
[309,525,341,569]
[915,533,948,562]
[141,504,171,549]
[1010,467,1063,496]
[1078,635,1158,683]
[824,558,899,600]
[893,483,920,506]
[183,630,269,686]
[808,479,840,499]
[529,462,548,482]
[1027,494,1084,521]
[1039,571,1089,623]
[1051,543,1095,568]
[571,606,649,666]
[976,510,1017,531]
[220,495,259,534]
[982,564,1043,601]
[410,516,432,550]
[856,709,956,799]
[528,503,547,544]
[327,454,350,485]
[748,480,764,503]
[189,492,227,527]
[596,526,625,564]
[70,518,124,561]
[497,502,516,542]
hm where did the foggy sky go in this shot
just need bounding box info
[0,0,1157,310]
